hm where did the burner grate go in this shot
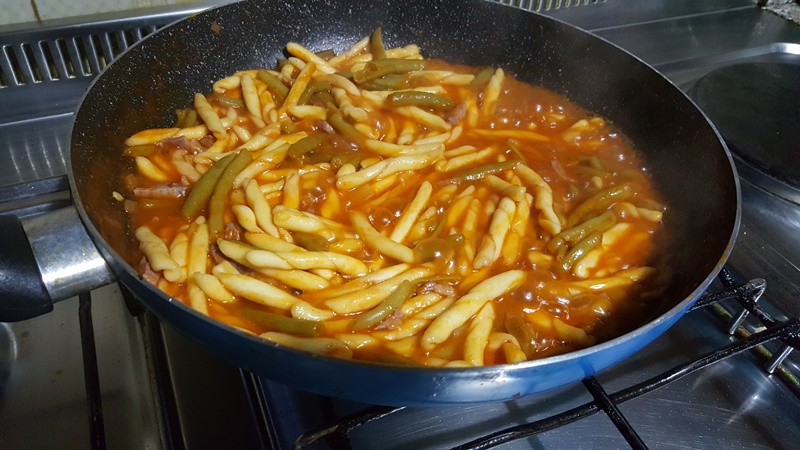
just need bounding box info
[292,268,800,449]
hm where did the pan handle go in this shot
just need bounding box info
[0,208,116,322]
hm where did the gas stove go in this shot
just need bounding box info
[1,1,799,448]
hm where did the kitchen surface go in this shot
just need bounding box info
[1,0,799,448]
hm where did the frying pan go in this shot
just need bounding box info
[0,0,739,405]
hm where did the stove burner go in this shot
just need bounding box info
[691,62,800,199]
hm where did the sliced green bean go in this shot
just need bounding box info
[415,275,459,285]
[306,153,335,165]
[298,80,333,106]
[559,231,602,271]
[352,280,415,331]
[504,313,537,358]
[313,90,336,108]
[506,139,526,162]
[371,352,416,365]
[578,156,604,170]
[174,108,188,128]
[335,71,354,80]
[360,74,410,91]
[287,133,326,160]
[327,111,365,147]
[183,109,198,127]
[315,49,336,60]
[576,166,607,179]
[632,197,667,212]
[215,95,244,108]
[386,91,455,110]
[566,183,633,227]
[208,150,253,236]
[353,58,426,84]
[371,27,387,60]
[413,233,464,263]
[293,231,329,252]
[240,308,324,336]
[568,184,580,199]
[547,210,616,254]
[257,69,289,105]
[180,152,236,220]
[280,120,298,134]
[126,144,158,157]
[331,153,363,169]
[470,67,495,88]
[458,159,521,181]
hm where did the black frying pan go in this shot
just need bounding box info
[9,0,740,405]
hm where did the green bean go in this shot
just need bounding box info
[353,58,426,84]
[568,184,580,199]
[371,27,387,60]
[334,71,354,80]
[327,111,365,147]
[578,156,604,170]
[287,133,326,160]
[559,231,602,271]
[208,150,253,236]
[413,233,464,263]
[256,69,289,105]
[371,352,416,365]
[313,90,336,108]
[315,49,336,60]
[360,74,410,91]
[632,197,667,212]
[280,120,298,134]
[566,183,633,227]
[576,166,607,179]
[506,139,526,162]
[547,210,616,254]
[415,275,459,285]
[297,80,333,106]
[180,152,236,220]
[352,280,415,331]
[306,153,334,165]
[331,153,363,169]
[293,231,329,251]
[126,144,158,157]
[240,308,324,336]
[504,313,537,358]
[183,109,198,127]
[174,108,188,128]
[470,67,495,88]
[457,159,521,181]
[215,95,244,108]
[386,91,455,111]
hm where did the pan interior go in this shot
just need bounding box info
[70,0,737,362]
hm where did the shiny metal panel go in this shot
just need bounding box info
[22,207,114,303]
[0,297,90,449]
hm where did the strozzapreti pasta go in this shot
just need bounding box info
[120,29,667,366]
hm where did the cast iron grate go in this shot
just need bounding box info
[291,268,800,449]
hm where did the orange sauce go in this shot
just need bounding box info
[125,57,665,366]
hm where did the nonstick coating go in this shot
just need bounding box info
[69,0,739,405]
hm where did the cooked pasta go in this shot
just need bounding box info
[122,30,667,366]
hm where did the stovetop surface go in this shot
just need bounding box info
[1,1,799,449]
